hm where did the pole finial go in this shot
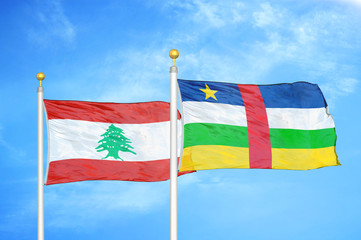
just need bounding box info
[36,72,45,87]
[169,49,179,66]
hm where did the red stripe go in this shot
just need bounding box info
[238,85,272,169]
[46,158,192,185]
[44,100,181,124]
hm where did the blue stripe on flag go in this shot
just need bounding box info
[259,82,327,108]
[178,79,327,108]
[178,79,244,106]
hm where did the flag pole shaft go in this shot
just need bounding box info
[37,81,44,240]
[170,52,178,240]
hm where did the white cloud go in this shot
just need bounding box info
[94,47,171,103]
[164,0,246,28]
[192,0,245,27]
[338,78,358,93]
[320,78,359,106]
[253,2,283,28]
[52,1,360,106]
[27,0,75,45]
[245,3,361,94]
[333,0,361,7]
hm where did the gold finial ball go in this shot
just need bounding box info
[169,49,179,60]
[36,72,45,81]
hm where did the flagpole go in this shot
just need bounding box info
[169,49,179,240]
[37,72,45,240]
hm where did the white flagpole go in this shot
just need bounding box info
[37,72,45,240]
[169,49,179,240]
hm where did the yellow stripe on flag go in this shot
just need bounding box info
[180,145,249,171]
[180,146,340,171]
[272,146,340,170]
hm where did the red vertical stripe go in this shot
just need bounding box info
[238,85,272,169]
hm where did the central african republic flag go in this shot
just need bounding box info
[177,79,339,172]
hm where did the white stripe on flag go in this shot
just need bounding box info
[48,119,181,162]
[266,107,335,130]
[182,101,334,130]
[182,102,247,126]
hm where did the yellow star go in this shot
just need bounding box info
[200,84,218,100]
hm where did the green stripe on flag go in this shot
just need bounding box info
[184,123,336,149]
[269,128,336,149]
[183,123,249,148]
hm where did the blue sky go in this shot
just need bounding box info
[1,0,361,239]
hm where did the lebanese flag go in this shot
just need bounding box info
[44,100,188,185]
